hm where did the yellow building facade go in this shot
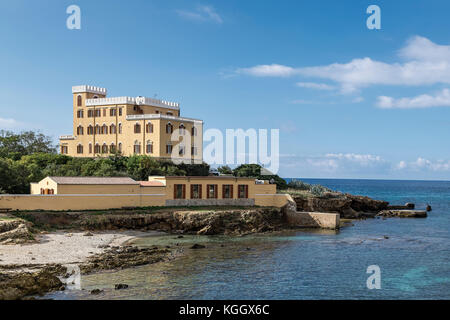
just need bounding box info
[59,85,203,163]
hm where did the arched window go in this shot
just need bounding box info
[146,122,153,133]
[146,140,153,154]
[94,143,100,154]
[179,144,185,156]
[166,142,173,154]
[102,124,108,134]
[179,124,185,135]
[118,142,122,153]
[110,124,116,134]
[95,125,100,135]
[110,143,116,153]
[118,123,122,134]
[89,143,92,154]
[93,95,99,99]
[134,140,141,154]
[134,123,141,133]
[191,126,197,136]
[87,125,93,135]
[102,143,108,154]
[166,122,173,134]
[77,126,84,135]
[77,95,82,107]
[77,144,83,154]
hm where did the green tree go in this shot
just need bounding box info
[0,130,56,160]
[217,165,233,175]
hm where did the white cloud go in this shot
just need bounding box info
[396,157,450,171]
[237,64,295,77]
[377,88,450,109]
[177,5,223,24]
[0,117,20,129]
[237,36,450,94]
[296,82,335,90]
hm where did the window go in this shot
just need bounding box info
[191,146,198,156]
[77,110,84,118]
[134,141,141,154]
[179,124,185,135]
[110,143,116,153]
[61,145,68,154]
[146,141,153,154]
[89,143,92,154]
[110,108,117,117]
[102,144,108,154]
[166,144,173,154]
[77,126,84,135]
[190,184,202,199]
[87,109,94,118]
[222,185,233,199]
[207,184,218,199]
[94,144,100,154]
[238,185,249,199]
[119,108,123,116]
[77,144,83,154]
[146,122,153,133]
[118,143,122,153]
[155,110,160,114]
[191,126,197,136]
[167,112,173,116]
[118,123,122,134]
[166,123,173,134]
[95,109,101,117]
[95,125,101,135]
[87,125,94,135]
[174,184,186,199]
[93,95,98,99]
[103,109,106,117]
[134,123,141,133]
[110,124,116,134]
[102,124,108,134]
[77,95,82,107]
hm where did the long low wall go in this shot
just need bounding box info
[0,194,167,211]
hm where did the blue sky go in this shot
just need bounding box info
[1,0,450,179]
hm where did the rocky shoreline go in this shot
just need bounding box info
[0,196,430,300]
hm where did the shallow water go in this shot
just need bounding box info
[45,179,450,300]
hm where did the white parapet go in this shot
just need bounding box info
[85,96,180,110]
[72,85,107,95]
[59,135,76,140]
[126,114,203,124]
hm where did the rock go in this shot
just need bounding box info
[0,220,34,244]
[426,204,432,212]
[83,232,93,237]
[176,235,184,239]
[377,210,427,218]
[114,284,128,290]
[190,244,206,249]
[90,289,103,295]
[405,203,415,209]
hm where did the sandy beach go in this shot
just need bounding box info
[0,230,153,268]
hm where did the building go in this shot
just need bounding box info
[0,176,287,211]
[59,85,203,163]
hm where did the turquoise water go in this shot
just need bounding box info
[46,179,450,300]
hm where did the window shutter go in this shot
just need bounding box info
[245,185,248,198]
[182,185,186,199]
[222,185,225,199]
[173,185,177,199]
[231,185,233,199]
[199,185,202,199]
[190,185,193,199]
[214,185,218,199]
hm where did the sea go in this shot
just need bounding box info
[45,179,450,300]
